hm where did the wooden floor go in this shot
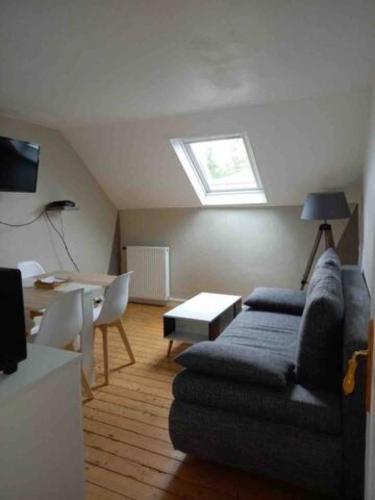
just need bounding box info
[84,303,324,500]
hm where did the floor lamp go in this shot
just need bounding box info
[300,192,350,290]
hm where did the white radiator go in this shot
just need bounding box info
[125,246,170,304]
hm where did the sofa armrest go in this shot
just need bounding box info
[244,287,306,315]
[175,342,295,389]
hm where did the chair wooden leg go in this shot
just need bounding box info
[81,368,94,400]
[30,309,43,319]
[116,319,135,364]
[101,326,109,385]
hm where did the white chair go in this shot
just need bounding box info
[31,289,93,400]
[18,261,46,320]
[17,260,45,279]
[24,313,37,335]
[94,272,135,385]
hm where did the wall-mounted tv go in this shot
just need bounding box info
[0,136,40,193]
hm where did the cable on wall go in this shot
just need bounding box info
[0,207,80,272]
[44,211,80,272]
[0,209,46,227]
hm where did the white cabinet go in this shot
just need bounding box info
[0,344,84,500]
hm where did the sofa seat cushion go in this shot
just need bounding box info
[173,369,342,435]
[244,287,306,315]
[175,342,295,389]
[218,309,300,363]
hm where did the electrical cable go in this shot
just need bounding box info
[44,211,80,272]
[0,205,80,272]
[59,212,65,240]
[0,209,46,227]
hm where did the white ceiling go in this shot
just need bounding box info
[0,0,374,125]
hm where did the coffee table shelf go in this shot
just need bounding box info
[165,330,208,344]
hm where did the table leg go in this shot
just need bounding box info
[81,293,95,385]
[167,340,173,358]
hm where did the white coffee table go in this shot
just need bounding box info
[164,292,242,357]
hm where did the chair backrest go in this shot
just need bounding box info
[17,260,45,279]
[94,272,133,326]
[33,289,83,349]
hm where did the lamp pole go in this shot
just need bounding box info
[300,221,335,290]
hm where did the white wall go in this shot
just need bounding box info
[64,89,369,209]
[362,84,375,303]
[0,114,117,273]
[120,207,349,300]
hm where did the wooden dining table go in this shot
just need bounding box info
[22,271,117,385]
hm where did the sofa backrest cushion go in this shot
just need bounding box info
[296,254,344,391]
[315,248,342,271]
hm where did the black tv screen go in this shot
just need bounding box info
[0,136,40,193]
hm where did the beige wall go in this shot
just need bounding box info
[0,114,117,273]
[120,207,349,300]
[362,85,375,308]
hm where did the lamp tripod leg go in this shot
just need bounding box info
[300,228,323,290]
[324,227,335,249]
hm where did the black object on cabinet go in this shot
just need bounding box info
[0,268,27,374]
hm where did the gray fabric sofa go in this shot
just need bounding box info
[169,253,370,499]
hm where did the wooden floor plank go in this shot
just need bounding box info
[86,463,178,500]
[85,431,246,498]
[104,365,178,384]
[84,418,185,461]
[86,446,233,500]
[98,384,172,410]
[84,406,171,442]
[94,356,180,376]
[86,397,168,430]
[97,376,173,400]
[93,390,170,418]
[86,481,130,499]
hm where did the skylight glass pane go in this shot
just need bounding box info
[188,137,257,192]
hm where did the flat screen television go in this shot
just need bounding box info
[0,136,40,193]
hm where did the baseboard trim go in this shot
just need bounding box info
[167,297,185,306]
[129,296,185,307]
[129,297,166,306]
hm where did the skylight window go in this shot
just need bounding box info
[170,134,266,206]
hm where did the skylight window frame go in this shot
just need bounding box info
[170,132,267,206]
[183,133,262,195]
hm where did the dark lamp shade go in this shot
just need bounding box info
[301,192,350,221]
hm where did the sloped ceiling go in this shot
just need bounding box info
[0,1,373,208]
[63,90,370,208]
